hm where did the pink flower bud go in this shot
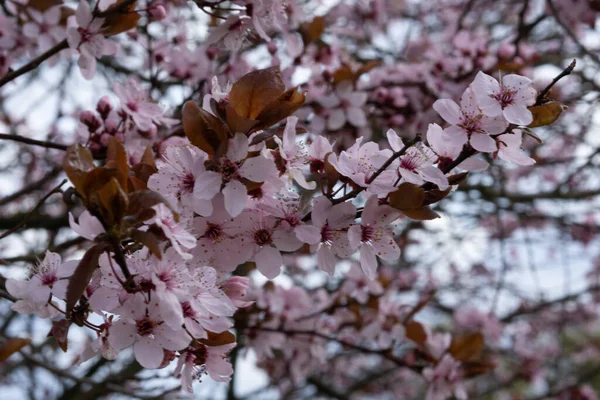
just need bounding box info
[115,132,125,142]
[100,133,112,147]
[79,110,102,132]
[104,118,118,133]
[96,96,113,119]
[148,4,167,21]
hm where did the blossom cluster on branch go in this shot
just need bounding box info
[0,0,597,399]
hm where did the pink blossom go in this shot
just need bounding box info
[318,81,368,130]
[229,209,302,279]
[108,293,191,369]
[206,15,252,51]
[214,133,278,217]
[387,129,449,189]
[148,145,220,216]
[327,137,396,194]
[348,195,400,280]
[113,78,177,131]
[433,86,508,152]
[221,276,253,308]
[23,6,65,53]
[175,343,236,393]
[496,129,536,166]
[274,116,316,190]
[296,196,356,274]
[6,251,77,317]
[472,71,537,125]
[66,0,119,79]
[422,354,467,400]
[426,123,489,171]
[69,210,105,241]
[192,194,252,272]
[146,204,196,260]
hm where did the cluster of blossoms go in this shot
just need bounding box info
[5,66,541,396]
[3,0,594,398]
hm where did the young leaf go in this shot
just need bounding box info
[102,0,141,35]
[0,338,31,362]
[254,87,306,131]
[405,321,427,346]
[63,144,95,195]
[106,136,130,189]
[389,183,425,211]
[97,178,129,226]
[229,67,286,119]
[200,331,236,347]
[65,244,107,313]
[130,229,162,259]
[401,206,441,220]
[182,101,229,156]
[528,102,567,128]
[449,332,484,362]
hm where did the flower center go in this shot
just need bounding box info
[459,113,483,134]
[127,101,139,112]
[40,272,57,287]
[193,345,208,366]
[77,27,93,44]
[181,301,196,319]
[254,229,272,246]
[361,225,375,242]
[136,317,157,336]
[320,225,334,243]
[493,87,516,108]
[400,155,420,171]
[204,223,225,242]
[181,172,195,193]
[219,159,240,182]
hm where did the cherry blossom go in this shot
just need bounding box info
[23,6,65,53]
[108,294,191,369]
[472,71,537,125]
[433,86,508,152]
[273,116,316,190]
[66,0,119,79]
[496,129,536,166]
[348,195,400,280]
[317,81,368,130]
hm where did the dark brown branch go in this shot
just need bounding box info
[0,133,69,151]
[0,180,67,241]
[535,59,576,105]
[0,168,62,207]
[0,40,69,88]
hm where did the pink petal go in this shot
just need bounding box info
[239,156,276,182]
[254,246,283,279]
[470,133,497,153]
[223,180,247,217]
[133,339,163,369]
[432,99,461,125]
[359,245,378,280]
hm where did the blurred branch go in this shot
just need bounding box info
[0,133,68,151]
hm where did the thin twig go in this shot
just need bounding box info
[0,133,68,151]
[0,179,67,241]
[535,59,576,105]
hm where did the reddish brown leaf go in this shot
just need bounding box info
[97,178,129,226]
[82,167,119,199]
[126,190,177,219]
[299,16,326,44]
[229,67,286,119]
[63,144,95,196]
[254,87,306,131]
[389,183,425,211]
[447,172,469,186]
[225,105,259,135]
[182,101,229,157]
[106,136,129,189]
[401,206,440,220]
[422,188,451,206]
[102,0,140,35]
[200,331,236,347]
[140,145,156,169]
[449,332,484,362]
[0,338,31,362]
[48,319,71,352]
[528,101,566,128]
[332,67,354,85]
[130,229,162,259]
[405,321,427,346]
[66,244,107,313]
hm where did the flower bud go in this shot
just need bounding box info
[79,110,102,132]
[148,3,167,21]
[99,133,112,147]
[96,96,112,119]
